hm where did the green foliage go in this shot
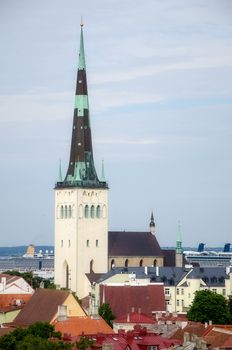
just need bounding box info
[0,322,68,350]
[4,270,55,289]
[98,303,115,327]
[76,336,95,350]
[187,290,231,324]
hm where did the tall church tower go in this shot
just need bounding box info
[54,24,108,298]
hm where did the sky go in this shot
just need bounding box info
[0,0,232,247]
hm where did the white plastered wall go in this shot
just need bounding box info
[54,187,108,299]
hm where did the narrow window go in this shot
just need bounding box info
[60,206,64,219]
[68,205,72,218]
[68,240,71,248]
[90,259,94,272]
[96,239,98,247]
[64,205,68,218]
[111,259,115,269]
[84,205,89,218]
[153,259,157,267]
[96,205,101,218]
[86,240,89,247]
[91,205,95,218]
[139,259,143,267]
[61,240,63,248]
[177,288,179,295]
[125,259,129,267]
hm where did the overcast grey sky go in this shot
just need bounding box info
[0,0,232,247]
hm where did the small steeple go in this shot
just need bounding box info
[56,24,108,189]
[150,211,155,235]
[176,221,182,254]
[58,159,63,183]
[100,159,106,182]
[175,220,183,267]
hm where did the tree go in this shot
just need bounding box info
[98,303,115,327]
[76,336,95,350]
[187,290,231,324]
[0,322,69,350]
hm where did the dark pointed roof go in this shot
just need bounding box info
[108,231,163,256]
[56,26,107,189]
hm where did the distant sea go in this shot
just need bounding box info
[0,245,225,258]
[0,246,54,258]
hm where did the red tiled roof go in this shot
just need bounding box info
[0,294,32,308]
[100,284,165,318]
[114,311,155,324]
[12,289,70,326]
[183,322,206,337]
[54,316,113,336]
[108,232,163,257]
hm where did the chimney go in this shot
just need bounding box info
[57,305,67,321]
[156,266,159,276]
[1,277,6,289]
[127,313,130,322]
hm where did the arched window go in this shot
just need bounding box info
[102,205,107,218]
[79,204,83,218]
[64,205,68,218]
[153,259,157,267]
[125,259,129,267]
[60,206,64,219]
[68,205,72,218]
[111,259,115,269]
[84,205,89,218]
[90,259,94,272]
[91,205,95,218]
[139,259,143,267]
[96,205,101,218]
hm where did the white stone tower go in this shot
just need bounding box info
[54,24,108,299]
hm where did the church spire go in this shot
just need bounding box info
[149,211,155,235]
[56,24,107,189]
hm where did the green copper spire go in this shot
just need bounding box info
[176,221,182,254]
[78,23,86,70]
[56,23,108,190]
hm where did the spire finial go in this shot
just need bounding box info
[150,211,155,235]
[80,16,84,27]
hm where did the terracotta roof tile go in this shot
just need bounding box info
[114,311,155,324]
[54,316,113,336]
[0,294,32,308]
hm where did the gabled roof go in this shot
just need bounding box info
[54,316,113,336]
[100,284,165,317]
[12,289,70,326]
[108,231,163,257]
[186,267,229,286]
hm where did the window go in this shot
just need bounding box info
[223,289,226,296]
[139,259,143,267]
[165,288,170,295]
[96,205,101,218]
[177,288,179,295]
[177,299,179,306]
[90,260,94,272]
[212,289,217,294]
[68,205,72,218]
[61,240,63,248]
[153,259,157,267]
[96,240,98,247]
[181,299,184,306]
[64,205,68,218]
[91,205,95,218]
[111,259,115,269]
[60,206,64,219]
[125,259,129,267]
[86,240,89,247]
[68,240,71,248]
[84,205,89,218]
[181,288,184,295]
